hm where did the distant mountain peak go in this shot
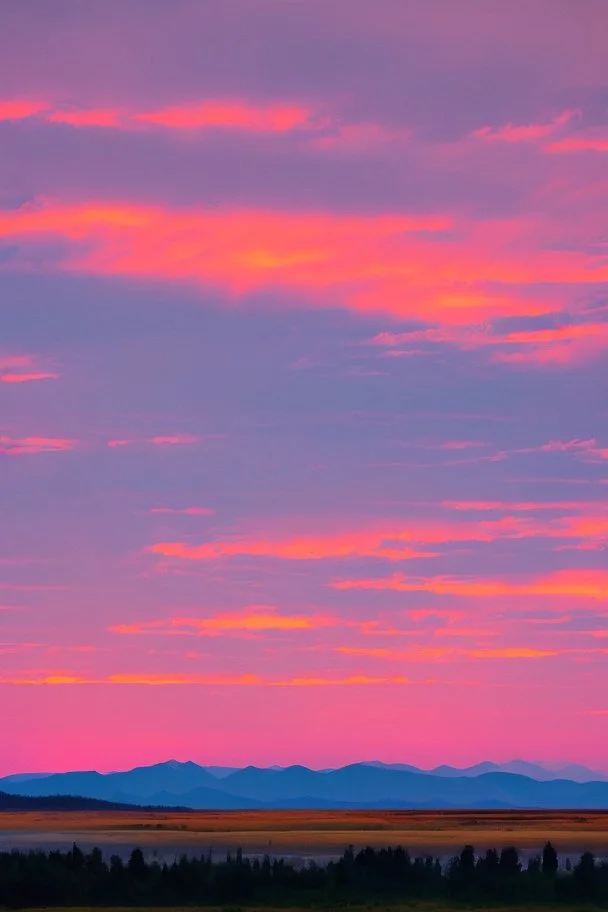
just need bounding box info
[2,758,607,810]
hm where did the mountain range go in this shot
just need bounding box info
[2,759,608,809]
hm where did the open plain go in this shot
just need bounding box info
[1,810,607,863]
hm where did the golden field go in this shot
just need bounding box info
[1,810,607,857]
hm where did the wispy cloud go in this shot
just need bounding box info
[0,354,60,384]
[149,507,608,563]
[149,528,437,562]
[0,372,60,384]
[106,435,201,449]
[1,671,433,687]
[148,434,200,446]
[133,100,312,132]
[0,96,314,134]
[337,645,565,661]
[331,569,608,601]
[441,499,600,512]
[547,134,608,154]
[369,321,608,366]
[0,436,76,455]
[110,607,337,637]
[472,109,577,143]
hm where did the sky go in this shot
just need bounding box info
[1,0,607,776]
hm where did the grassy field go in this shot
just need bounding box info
[2,810,608,857]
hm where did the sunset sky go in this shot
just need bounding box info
[1,0,607,776]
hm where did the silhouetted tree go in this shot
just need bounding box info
[542,840,558,875]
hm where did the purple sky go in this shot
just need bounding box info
[1,0,607,775]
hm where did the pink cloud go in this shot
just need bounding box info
[0,436,77,456]
[442,499,599,512]
[8,201,605,337]
[473,109,577,143]
[370,321,608,366]
[149,507,608,564]
[547,135,608,154]
[0,96,315,134]
[107,438,133,448]
[0,99,47,121]
[133,100,312,132]
[0,353,60,383]
[0,372,60,384]
[107,435,201,448]
[148,434,200,445]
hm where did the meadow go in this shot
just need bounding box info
[1,810,607,859]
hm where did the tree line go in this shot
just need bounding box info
[1,841,607,907]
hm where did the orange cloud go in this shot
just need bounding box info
[108,673,262,685]
[0,436,76,455]
[277,674,431,686]
[2,200,607,359]
[149,507,608,563]
[134,100,311,132]
[110,608,336,636]
[0,672,263,686]
[4,200,598,332]
[332,569,608,601]
[468,647,560,659]
[0,671,431,687]
[337,645,586,661]
[150,527,440,562]
[0,99,47,121]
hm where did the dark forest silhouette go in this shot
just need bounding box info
[1,841,607,907]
